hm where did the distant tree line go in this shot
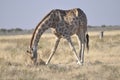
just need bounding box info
[0,28,23,32]
[0,25,120,34]
[88,25,120,28]
[0,28,34,35]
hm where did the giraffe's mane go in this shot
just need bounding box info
[30,10,54,49]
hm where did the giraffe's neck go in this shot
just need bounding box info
[31,24,48,50]
[30,10,54,51]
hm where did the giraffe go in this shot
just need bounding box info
[27,8,89,65]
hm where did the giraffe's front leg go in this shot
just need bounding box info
[46,37,60,64]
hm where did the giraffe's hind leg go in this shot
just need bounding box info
[77,32,85,64]
[46,37,60,64]
[66,36,82,65]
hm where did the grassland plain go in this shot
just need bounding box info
[0,30,120,80]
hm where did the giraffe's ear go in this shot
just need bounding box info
[26,50,31,53]
[26,50,32,57]
[26,47,33,54]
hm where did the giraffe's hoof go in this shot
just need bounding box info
[77,61,83,66]
[46,61,49,65]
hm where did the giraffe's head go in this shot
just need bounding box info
[26,47,37,64]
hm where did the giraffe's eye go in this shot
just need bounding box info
[31,48,33,51]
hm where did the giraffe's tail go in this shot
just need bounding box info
[86,33,89,52]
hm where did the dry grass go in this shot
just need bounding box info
[0,30,120,80]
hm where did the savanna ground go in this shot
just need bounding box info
[0,30,120,80]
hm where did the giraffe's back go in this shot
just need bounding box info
[52,8,87,36]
